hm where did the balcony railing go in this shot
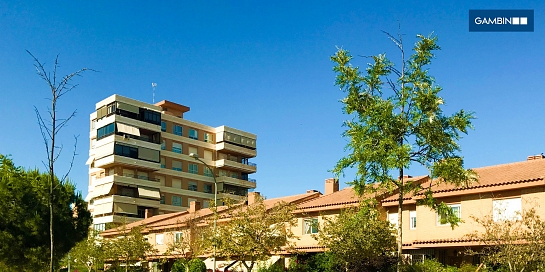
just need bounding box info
[122,173,159,182]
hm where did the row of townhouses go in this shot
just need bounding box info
[87,94,545,271]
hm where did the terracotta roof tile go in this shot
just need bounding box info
[102,191,321,236]
[298,176,427,210]
[382,158,545,203]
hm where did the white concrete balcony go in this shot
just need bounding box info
[216,142,257,157]
[215,159,257,173]
[217,176,257,189]
[94,174,160,189]
[94,155,160,171]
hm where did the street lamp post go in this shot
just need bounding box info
[189,153,217,272]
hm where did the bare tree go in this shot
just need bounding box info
[28,51,92,272]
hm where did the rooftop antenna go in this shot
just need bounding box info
[152,82,157,103]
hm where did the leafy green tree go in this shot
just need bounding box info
[104,223,157,272]
[467,208,545,272]
[188,258,207,272]
[214,197,297,272]
[331,32,477,269]
[316,201,396,271]
[63,230,105,272]
[165,212,212,271]
[0,154,91,271]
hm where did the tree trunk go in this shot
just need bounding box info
[397,171,404,272]
[49,97,56,272]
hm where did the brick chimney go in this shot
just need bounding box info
[145,208,153,219]
[189,201,201,213]
[325,178,339,195]
[248,192,261,205]
[527,154,545,161]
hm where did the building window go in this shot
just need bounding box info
[204,184,213,194]
[107,102,116,115]
[410,210,417,229]
[188,163,198,174]
[204,167,213,177]
[172,161,182,171]
[172,143,182,154]
[230,172,239,179]
[114,144,138,159]
[160,194,165,204]
[172,196,182,206]
[493,198,522,221]
[174,232,183,243]
[97,123,115,140]
[188,181,198,191]
[173,125,182,136]
[189,129,198,140]
[142,109,161,125]
[161,121,166,132]
[156,234,164,245]
[93,223,106,232]
[160,157,166,168]
[437,204,461,226]
[161,139,166,150]
[303,218,318,234]
[388,212,398,228]
[203,201,210,208]
[204,133,212,143]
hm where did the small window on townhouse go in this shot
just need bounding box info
[410,211,417,229]
[173,125,183,136]
[172,143,182,154]
[303,218,319,234]
[161,121,166,132]
[437,204,461,226]
[188,181,198,191]
[493,198,522,221]
[189,129,198,140]
[172,196,182,206]
[174,232,183,243]
[204,167,214,177]
[188,163,198,174]
[204,133,212,143]
[156,234,164,245]
[388,212,398,228]
[160,194,165,204]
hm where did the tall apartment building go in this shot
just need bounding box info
[86,95,257,230]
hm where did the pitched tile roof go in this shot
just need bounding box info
[101,191,321,236]
[382,158,545,205]
[297,176,428,212]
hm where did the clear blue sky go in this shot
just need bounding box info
[0,1,543,199]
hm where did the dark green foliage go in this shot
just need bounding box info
[402,259,460,272]
[316,201,396,272]
[188,258,207,272]
[0,154,91,271]
[171,259,188,272]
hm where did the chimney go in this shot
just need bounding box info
[527,154,545,161]
[189,201,201,213]
[145,208,153,219]
[248,192,261,205]
[325,178,339,195]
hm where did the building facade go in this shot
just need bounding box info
[86,95,257,229]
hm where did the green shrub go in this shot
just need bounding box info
[256,263,285,272]
[188,258,207,272]
[172,259,188,272]
[403,259,457,272]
